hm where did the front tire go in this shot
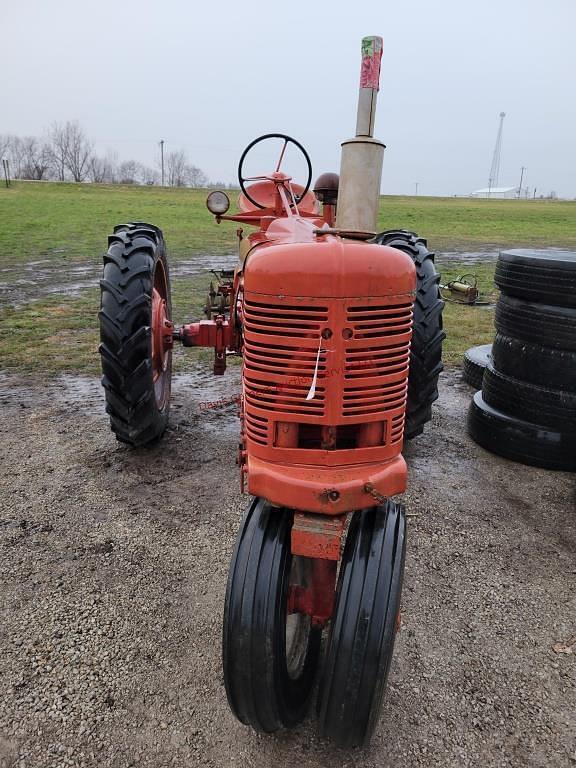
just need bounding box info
[99,222,172,447]
[374,230,445,439]
[223,498,321,733]
[317,503,406,747]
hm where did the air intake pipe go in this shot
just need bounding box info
[336,36,385,234]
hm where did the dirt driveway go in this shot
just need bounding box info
[0,368,574,768]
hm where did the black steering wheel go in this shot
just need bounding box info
[238,133,313,210]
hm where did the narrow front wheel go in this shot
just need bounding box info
[317,502,406,747]
[223,498,321,732]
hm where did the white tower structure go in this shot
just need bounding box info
[488,112,506,196]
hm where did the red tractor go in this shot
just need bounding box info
[99,36,444,746]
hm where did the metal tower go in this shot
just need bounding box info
[488,112,506,195]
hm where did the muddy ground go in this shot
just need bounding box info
[0,368,574,768]
[0,250,500,307]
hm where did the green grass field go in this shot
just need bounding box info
[1,181,575,375]
[1,181,575,268]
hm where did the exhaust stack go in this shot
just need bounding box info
[336,36,385,234]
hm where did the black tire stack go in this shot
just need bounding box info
[462,344,492,390]
[467,249,576,472]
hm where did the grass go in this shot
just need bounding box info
[0,181,575,375]
[0,277,209,375]
[1,182,575,269]
[0,182,237,268]
[438,261,497,365]
[377,195,576,251]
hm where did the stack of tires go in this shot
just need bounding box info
[467,249,576,472]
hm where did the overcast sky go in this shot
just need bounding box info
[2,0,575,198]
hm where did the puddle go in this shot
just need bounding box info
[50,368,242,432]
[0,253,238,307]
[175,366,241,436]
[56,375,104,416]
[436,246,575,266]
[171,254,238,277]
[436,250,499,264]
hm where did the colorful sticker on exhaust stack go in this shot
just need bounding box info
[360,36,383,90]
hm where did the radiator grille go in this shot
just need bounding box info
[342,302,412,418]
[346,303,413,338]
[244,299,328,337]
[245,375,325,416]
[243,295,413,446]
[244,298,327,417]
[390,413,405,444]
[245,411,268,446]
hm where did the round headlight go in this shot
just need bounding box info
[206,190,230,215]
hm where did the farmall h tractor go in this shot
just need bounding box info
[98,37,444,746]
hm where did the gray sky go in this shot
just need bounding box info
[2,0,575,197]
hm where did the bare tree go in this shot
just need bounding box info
[165,150,188,187]
[5,136,26,177]
[0,135,11,161]
[49,123,69,181]
[4,126,201,187]
[64,122,92,182]
[20,137,52,180]
[140,165,160,185]
[186,164,208,188]
[118,160,142,184]
[88,152,117,183]
[48,121,92,182]
[165,149,208,187]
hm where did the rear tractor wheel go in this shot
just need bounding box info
[99,222,173,447]
[374,230,445,439]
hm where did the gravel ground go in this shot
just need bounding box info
[0,368,574,768]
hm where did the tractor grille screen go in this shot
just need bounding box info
[243,293,413,457]
[244,298,328,417]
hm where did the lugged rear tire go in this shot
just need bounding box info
[374,230,445,439]
[99,222,172,447]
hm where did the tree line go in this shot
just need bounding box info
[0,122,214,187]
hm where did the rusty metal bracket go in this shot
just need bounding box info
[178,315,231,375]
[291,512,347,560]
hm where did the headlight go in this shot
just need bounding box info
[206,190,230,215]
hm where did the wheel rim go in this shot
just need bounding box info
[151,261,173,409]
[285,557,313,681]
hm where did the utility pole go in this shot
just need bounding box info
[159,140,165,186]
[415,182,419,196]
[517,166,526,199]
